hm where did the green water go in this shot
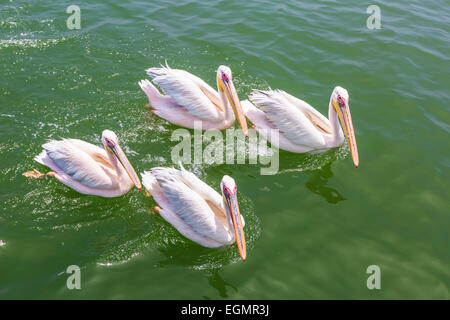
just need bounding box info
[0,0,449,299]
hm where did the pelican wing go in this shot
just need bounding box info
[277,90,332,134]
[249,89,327,148]
[43,139,118,189]
[249,90,332,148]
[177,163,224,209]
[147,66,223,122]
[151,167,230,244]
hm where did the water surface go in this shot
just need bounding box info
[0,0,449,299]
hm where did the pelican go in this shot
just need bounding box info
[141,164,247,261]
[138,64,248,136]
[23,130,142,197]
[242,86,359,167]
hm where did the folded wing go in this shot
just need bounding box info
[43,139,118,189]
[147,66,223,123]
[249,89,327,149]
[150,167,231,244]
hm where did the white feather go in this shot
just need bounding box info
[42,139,118,189]
[249,89,326,148]
[142,167,233,247]
[146,66,223,123]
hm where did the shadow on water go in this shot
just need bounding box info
[156,242,239,298]
[273,145,348,204]
[305,162,346,204]
[203,269,238,299]
[152,228,248,298]
[155,239,241,270]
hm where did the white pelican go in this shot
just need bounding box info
[24,130,142,197]
[138,64,248,136]
[242,86,359,167]
[141,164,247,261]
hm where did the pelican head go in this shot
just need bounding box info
[101,130,142,190]
[217,65,249,137]
[220,175,247,261]
[331,86,359,168]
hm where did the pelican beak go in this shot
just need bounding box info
[109,144,142,190]
[334,99,359,168]
[218,77,248,137]
[223,187,247,261]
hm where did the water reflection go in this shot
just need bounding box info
[155,240,239,269]
[305,163,345,204]
[155,244,240,298]
[205,269,238,298]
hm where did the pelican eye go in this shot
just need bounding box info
[337,95,346,107]
[222,186,232,197]
[221,73,230,82]
[105,138,115,147]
